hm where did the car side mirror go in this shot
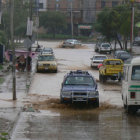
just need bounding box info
[90,58,92,60]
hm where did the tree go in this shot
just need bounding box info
[95,4,140,50]
[1,0,29,43]
[39,11,67,38]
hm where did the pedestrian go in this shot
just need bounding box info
[26,56,32,71]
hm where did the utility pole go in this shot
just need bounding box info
[70,1,74,39]
[36,0,39,45]
[10,0,16,100]
[130,0,135,52]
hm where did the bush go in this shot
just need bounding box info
[38,33,90,41]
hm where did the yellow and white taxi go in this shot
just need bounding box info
[36,54,57,72]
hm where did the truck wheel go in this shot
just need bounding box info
[126,105,137,114]
[99,74,102,82]
[102,76,107,83]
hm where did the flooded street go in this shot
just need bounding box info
[11,41,140,140]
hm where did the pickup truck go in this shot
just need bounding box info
[99,59,123,82]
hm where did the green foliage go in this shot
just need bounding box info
[1,0,28,40]
[39,11,67,38]
[38,33,89,40]
[0,132,8,140]
[95,4,140,42]
[0,31,8,45]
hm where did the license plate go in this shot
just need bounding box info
[45,67,48,70]
[76,97,83,101]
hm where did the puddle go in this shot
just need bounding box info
[23,95,122,114]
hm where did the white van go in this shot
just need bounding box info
[122,57,140,113]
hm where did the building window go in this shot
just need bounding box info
[101,1,106,8]
[112,1,118,7]
[39,3,43,9]
[56,3,60,11]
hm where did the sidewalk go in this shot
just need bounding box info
[0,57,37,139]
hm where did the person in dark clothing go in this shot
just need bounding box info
[26,56,32,71]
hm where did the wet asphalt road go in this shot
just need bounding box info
[11,41,140,140]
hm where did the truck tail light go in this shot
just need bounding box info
[130,92,135,99]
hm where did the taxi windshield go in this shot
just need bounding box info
[38,55,55,61]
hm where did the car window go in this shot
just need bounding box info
[64,76,95,86]
[38,55,55,61]
[131,65,140,81]
[94,56,107,60]
[106,60,121,65]
[102,44,110,47]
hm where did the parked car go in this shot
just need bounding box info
[96,43,112,54]
[90,55,108,68]
[36,54,57,73]
[115,51,132,62]
[62,39,81,48]
[42,48,53,55]
[133,37,140,46]
[99,59,123,82]
[60,70,99,106]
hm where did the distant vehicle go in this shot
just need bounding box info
[122,57,140,113]
[42,48,53,55]
[115,51,132,62]
[90,55,108,68]
[95,42,101,52]
[62,39,81,48]
[114,50,126,58]
[133,37,140,46]
[36,54,57,73]
[95,43,112,54]
[35,48,43,55]
[60,70,99,106]
[99,59,123,82]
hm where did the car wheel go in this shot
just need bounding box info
[95,49,98,52]
[60,96,64,104]
[95,99,99,107]
[53,69,57,73]
[36,66,39,73]
[126,105,137,114]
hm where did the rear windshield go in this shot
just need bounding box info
[105,60,121,65]
[102,44,110,47]
[94,56,107,60]
[131,65,140,81]
[64,76,95,86]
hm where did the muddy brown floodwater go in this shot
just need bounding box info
[11,41,140,140]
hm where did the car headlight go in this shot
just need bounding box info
[89,91,99,96]
[38,63,43,66]
[62,91,71,96]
